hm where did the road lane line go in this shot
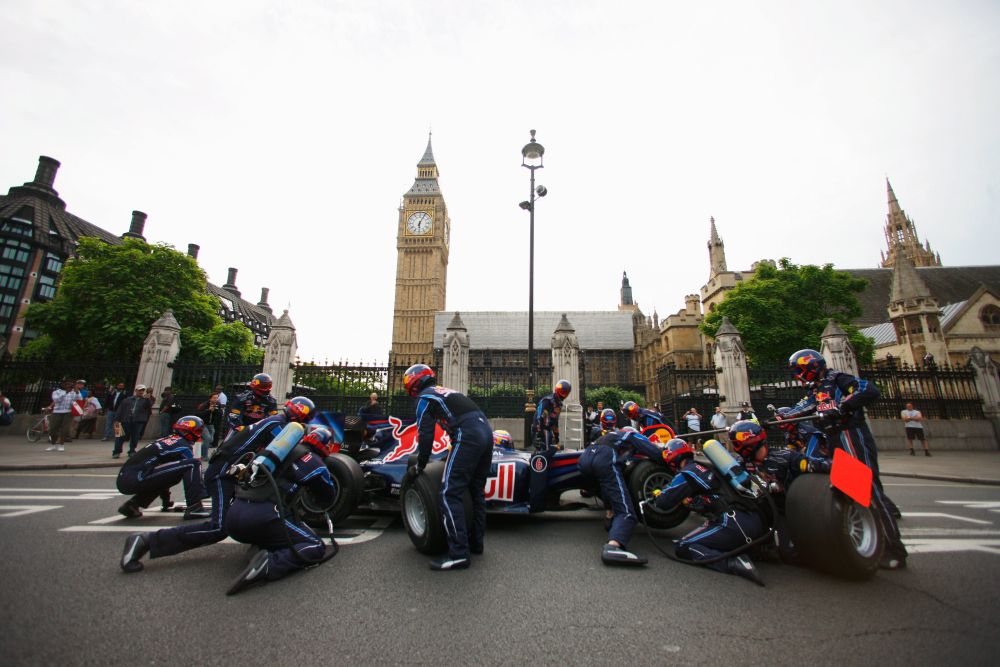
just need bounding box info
[0,494,117,500]
[0,505,62,517]
[901,512,992,525]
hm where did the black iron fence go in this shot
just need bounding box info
[169,362,262,411]
[0,360,138,413]
[292,362,407,417]
[656,364,721,429]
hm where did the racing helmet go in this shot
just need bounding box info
[283,396,315,423]
[661,437,694,469]
[788,349,826,385]
[249,372,273,395]
[553,379,572,400]
[303,425,338,456]
[172,415,204,442]
[729,419,768,458]
[493,430,514,450]
[622,401,640,420]
[403,364,436,397]
[599,408,617,431]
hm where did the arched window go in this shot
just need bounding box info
[980,305,1000,332]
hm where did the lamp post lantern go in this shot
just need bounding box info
[520,129,546,447]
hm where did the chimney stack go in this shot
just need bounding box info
[257,287,272,312]
[223,267,241,297]
[32,156,60,189]
[187,243,200,260]
[122,210,147,240]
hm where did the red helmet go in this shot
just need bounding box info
[553,380,572,400]
[599,408,617,431]
[788,349,826,385]
[283,396,315,423]
[249,373,273,395]
[729,420,768,458]
[661,437,694,468]
[493,430,514,450]
[622,401,640,420]
[403,364,436,397]
[303,425,337,456]
[172,415,204,442]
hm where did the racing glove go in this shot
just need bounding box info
[403,456,424,486]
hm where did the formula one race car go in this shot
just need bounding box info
[299,413,689,554]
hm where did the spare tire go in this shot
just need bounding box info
[299,453,364,529]
[785,473,883,580]
[626,461,689,530]
[401,461,474,555]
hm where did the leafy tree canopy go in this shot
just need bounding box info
[583,386,646,410]
[700,258,875,367]
[21,237,258,363]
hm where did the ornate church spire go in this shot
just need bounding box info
[708,216,727,277]
[881,178,941,268]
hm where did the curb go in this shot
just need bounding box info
[881,471,1000,486]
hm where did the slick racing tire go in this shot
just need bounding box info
[299,453,364,529]
[627,461,689,530]
[401,461,474,555]
[785,473,883,580]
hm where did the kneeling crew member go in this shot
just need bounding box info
[578,416,663,566]
[224,425,338,595]
[116,416,210,520]
[652,437,767,585]
[402,364,493,571]
[120,397,315,573]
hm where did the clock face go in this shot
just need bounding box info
[406,211,432,235]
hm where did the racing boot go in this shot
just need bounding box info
[727,555,765,587]
[160,491,174,512]
[182,502,211,520]
[429,555,471,571]
[227,550,270,596]
[118,499,143,519]
[121,533,150,573]
[601,543,648,566]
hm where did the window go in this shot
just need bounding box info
[36,275,56,300]
[44,252,63,273]
[981,305,1000,332]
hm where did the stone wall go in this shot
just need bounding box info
[867,418,997,451]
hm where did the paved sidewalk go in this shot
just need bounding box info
[0,431,997,484]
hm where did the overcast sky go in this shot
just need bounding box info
[2,1,998,362]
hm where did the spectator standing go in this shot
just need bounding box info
[214,385,228,408]
[357,392,381,417]
[77,379,90,399]
[114,385,152,458]
[197,393,224,459]
[710,406,728,435]
[141,388,155,439]
[0,389,13,427]
[737,401,757,422]
[47,379,80,452]
[683,407,703,445]
[74,393,102,439]
[102,382,127,441]
[901,402,931,457]
[158,387,181,438]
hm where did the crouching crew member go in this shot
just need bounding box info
[779,349,907,570]
[651,437,767,585]
[225,373,279,437]
[532,379,571,450]
[402,364,493,571]
[578,421,663,566]
[224,425,338,595]
[116,416,210,520]
[120,397,316,574]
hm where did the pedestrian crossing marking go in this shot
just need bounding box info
[0,505,62,517]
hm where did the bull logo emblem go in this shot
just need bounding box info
[383,416,451,463]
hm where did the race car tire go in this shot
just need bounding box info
[401,461,474,555]
[626,461,689,530]
[785,473,883,580]
[299,453,364,529]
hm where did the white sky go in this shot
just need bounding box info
[2,1,998,361]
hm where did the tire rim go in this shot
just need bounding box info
[404,488,427,537]
[846,502,878,558]
[642,471,674,500]
[301,477,338,514]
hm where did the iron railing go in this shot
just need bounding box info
[169,362,262,411]
[0,360,138,413]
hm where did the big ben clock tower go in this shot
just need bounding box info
[390,134,451,369]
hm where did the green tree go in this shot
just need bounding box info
[21,237,258,363]
[583,386,646,410]
[700,259,875,367]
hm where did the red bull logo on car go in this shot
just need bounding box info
[383,416,451,463]
[485,461,516,502]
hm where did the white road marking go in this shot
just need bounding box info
[902,528,1000,536]
[0,487,117,492]
[904,539,1000,556]
[901,512,992,525]
[0,494,117,500]
[937,500,1000,510]
[0,505,62,517]
[0,473,117,478]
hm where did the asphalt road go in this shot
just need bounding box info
[1,471,998,666]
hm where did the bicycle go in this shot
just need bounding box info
[26,409,52,443]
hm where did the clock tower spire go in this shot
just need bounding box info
[390,134,451,370]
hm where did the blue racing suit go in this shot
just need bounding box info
[226,389,279,433]
[147,414,290,559]
[782,369,907,561]
[415,385,493,559]
[116,434,206,508]
[225,443,335,581]
[577,430,662,548]
[532,392,563,448]
[654,458,766,572]
[751,448,831,563]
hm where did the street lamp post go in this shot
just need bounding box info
[520,129,547,447]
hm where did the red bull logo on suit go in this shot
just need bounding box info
[383,416,451,463]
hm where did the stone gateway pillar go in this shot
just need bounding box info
[551,314,583,449]
[713,316,751,423]
[263,310,297,401]
[136,310,181,398]
[440,312,470,394]
[820,319,859,377]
